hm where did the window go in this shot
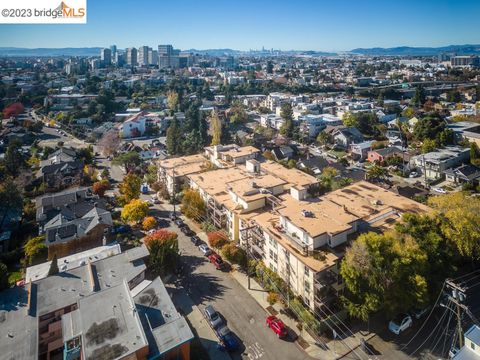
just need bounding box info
[304,266,310,277]
[304,280,310,293]
[304,297,310,307]
[472,342,476,351]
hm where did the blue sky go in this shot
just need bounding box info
[0,0,479,51]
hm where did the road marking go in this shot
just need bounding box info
[246,342,264,359]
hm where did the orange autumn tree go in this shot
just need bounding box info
[144,230,179,275]
[142,216,156,231]
[207,231,228,249]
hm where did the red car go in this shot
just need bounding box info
[266,315,288,338]
[208,253,224,270]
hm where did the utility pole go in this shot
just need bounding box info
[172,168,176,215]
[445,279,468,349]
[240,225,257,290]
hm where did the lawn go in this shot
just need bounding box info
[8,269,23,286]
[327,149,347,159]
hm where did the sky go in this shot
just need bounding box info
[0,0,479,51]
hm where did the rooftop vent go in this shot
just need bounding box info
[301,210,314,218]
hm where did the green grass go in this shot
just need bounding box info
[8,270,23,285]
[327,150,347,159]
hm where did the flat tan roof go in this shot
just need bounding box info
[253,211,338,273]
[227,174,287,203]
[277,194,357,238]
[261,160,318,189]
[159,154,206,169]
[222,145,260,159]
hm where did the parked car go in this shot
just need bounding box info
[174,219,184,227]
[217,325,239,351]
[409,171,419,178]
[181,225,194,236]
[112,225,132,234]
[432,187,447,194]
[191,235,201,246]
[204,305,223,329]
[411,307,430,319]
[169,212,179,220]
[208,253,225,270]
[388,314,413,335]
[157,219,170,228]
[266,315,288,338]
[199,244,212,256]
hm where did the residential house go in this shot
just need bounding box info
[367,146,403,163]
[444,164,480,185]
[36,148,84,191]
[122,113,147,138]
[412,146,470,180]
[452,325,480,360]
[332,127,364,149]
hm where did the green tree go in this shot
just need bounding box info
[0,178,23,209]
[413,113,446,142]
[229,101,248,124]
[340,232,428,321]
[266,61,274,74]
[412,86,426,106]
[421,138,437,154]
[428,192,480,260]
[112,151,141,173]
[24,236,47,265]
[166,116,182,155]
[316,131,332,146]
[279,103,294,137]
[181,189,206,222]
[402,107,415,119]
[0,262,8,291]
[4,140,24,177]
[48,254,59,276]
[366,164,388,181]
[342,112,358,127]
[167,91,179,113]
[209,111,222,146]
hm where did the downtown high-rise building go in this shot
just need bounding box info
[100,48,111,66]
[126,47,137,66]
[158,44,181,69]
[138,45,151,66]
[110,44,117,63]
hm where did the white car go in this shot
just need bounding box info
[432,187,447,194]
[198,244,212,256]
[409,171,419,178]
[388,314,413,335]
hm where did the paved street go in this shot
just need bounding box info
[155,207,311,360]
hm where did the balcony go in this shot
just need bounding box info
[282,231,309,255]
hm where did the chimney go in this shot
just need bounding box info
[87,261,99,292]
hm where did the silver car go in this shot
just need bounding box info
[204,305,223,329]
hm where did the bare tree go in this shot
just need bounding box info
[98,130,120,156]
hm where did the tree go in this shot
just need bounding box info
[3,102,24,118]
[167,91,179,113]
[142,216,157,231]
[209,111,222,146]
[24,236,47,265]
[98,130,120,156]
[263,150,275,161]
[181,189,206,221]
[48,254,59,276]
[0,262,8,291]
[266,61,274,74]
[4,140,24,177]
[402,107,415,119]
[144,229,179,275]
[279,103,294,137]
[342,112,358,127]
[0,178,23,209]
[229,101,248,124]
[428,192,480,260]
[92,180,110,197]
[118,173,141,204]
[121,199,149,224]
[166,117,182,155]
[366,164,388,181]
[208,231,228,249]
[412,86,426,106]
[221,243,247,266]
[340,232,428,321]
[112,151,141,173]
[316,131,332,146]
[421,138,437,154]
[413,113,446,142]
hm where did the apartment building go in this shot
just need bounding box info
[0,245,193,360]
[204,144,260,168]
[412,146,470,180]
[239,181,429,312]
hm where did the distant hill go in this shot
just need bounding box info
[0,47,103,56]
[350,44,480,56]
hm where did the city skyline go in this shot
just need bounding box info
[1,0,479,51]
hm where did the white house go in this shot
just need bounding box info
[122,113,147,138]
